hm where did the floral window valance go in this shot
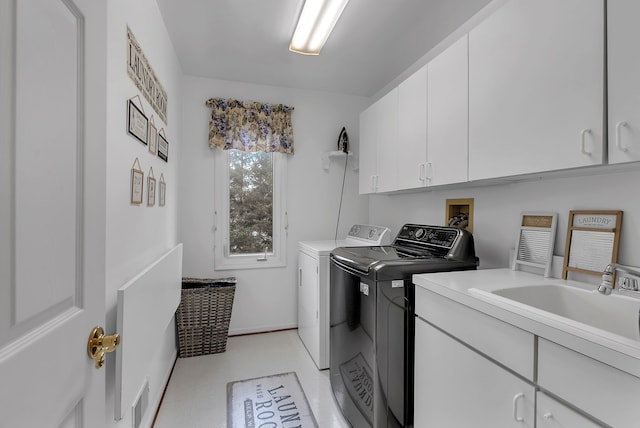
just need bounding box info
[206,97,295,154]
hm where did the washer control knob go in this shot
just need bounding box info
[414,228,425,240]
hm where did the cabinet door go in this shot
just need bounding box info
[538,338,640,427]
[359,101,378,194]
[297,251,319,363]
[374,88,399,192]
[427,34,469,186]
[608,0,640,163]
[397,65,428,190]
[414,319,535,427]
[536,392,602,428]
[468,0,604,180]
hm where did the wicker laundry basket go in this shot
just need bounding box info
[176,277,236,357]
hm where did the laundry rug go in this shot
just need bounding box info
[227,371,319,428]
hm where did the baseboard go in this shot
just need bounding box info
[147,349,178,428]
[228,322,297,337]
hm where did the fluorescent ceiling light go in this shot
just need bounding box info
[289,0,350,55]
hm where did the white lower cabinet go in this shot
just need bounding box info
[413,286,640,427]
[414,319,535,427]
[536,392,601,428]
[538,338,640,427]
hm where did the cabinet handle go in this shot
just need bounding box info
[580,129,592,155]
[512,393,525,422]
[419,163,426,182]
[426,162,432,183]
[374,175,379,192]
[543,412,553,420]
[298,267,302,287]
[371,175,376,192]
[615,121,629,152]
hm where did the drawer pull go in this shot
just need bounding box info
[543,412,553,420]
[513,392,525,422]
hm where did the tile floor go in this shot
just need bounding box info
[153,329,350,428]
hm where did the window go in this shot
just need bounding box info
[214,149,287,269]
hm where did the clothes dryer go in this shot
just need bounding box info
[298,225,391,369]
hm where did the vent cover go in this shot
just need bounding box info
[132,379,149,428]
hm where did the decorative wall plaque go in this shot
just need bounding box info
[562,210,623,279]
[512,212,557,277]
[127,26,168,123]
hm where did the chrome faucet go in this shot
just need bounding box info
[598,263,640,295]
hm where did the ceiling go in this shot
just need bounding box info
[156,0,492,97]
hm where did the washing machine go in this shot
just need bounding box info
[330,224,478,427]
[298,224,391,369]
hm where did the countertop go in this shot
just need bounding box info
[412,268,640,378]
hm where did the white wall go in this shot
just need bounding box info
[180,75,369,334]
[369,166,640,272]
[105,1,182,427]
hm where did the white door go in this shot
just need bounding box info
[0,0,107,427]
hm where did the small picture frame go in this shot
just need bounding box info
[130,159,144,205]
[147,176,156,206]
[127,99,148,145]
[147,166,156,207]
[159,180,166,207]
[148,120,158,155]
[158,132,169,162]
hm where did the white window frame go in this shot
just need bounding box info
[213,149,288,270]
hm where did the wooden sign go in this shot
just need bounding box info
[512,212,557,277]
[562,210,623,279]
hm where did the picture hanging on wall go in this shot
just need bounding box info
[147,166,156,206]
[159,173,166,207]
[130,158,144,205]
[148,116,158,155]
[127,96,148,145]
[158,129,169,162]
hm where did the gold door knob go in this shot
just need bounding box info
[87,326,120,369]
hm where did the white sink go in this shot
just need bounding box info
[470,284,640,342]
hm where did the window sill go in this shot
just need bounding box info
[214,257,286,270]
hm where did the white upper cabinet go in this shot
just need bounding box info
[427,35,469,186]
[608,0,640,163]
[468,0,605,181]
[359,97,379,194]
[375,88,400,193]
[397,65,428,190]
[359,88,398,194]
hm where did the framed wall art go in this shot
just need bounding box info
[159,174,166,207]
[127,96,148,145]
[147,167,156,206]
[562,210,623,279]
[148,116,158,155]
[130,158,144,205]
[158,129,169,162]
